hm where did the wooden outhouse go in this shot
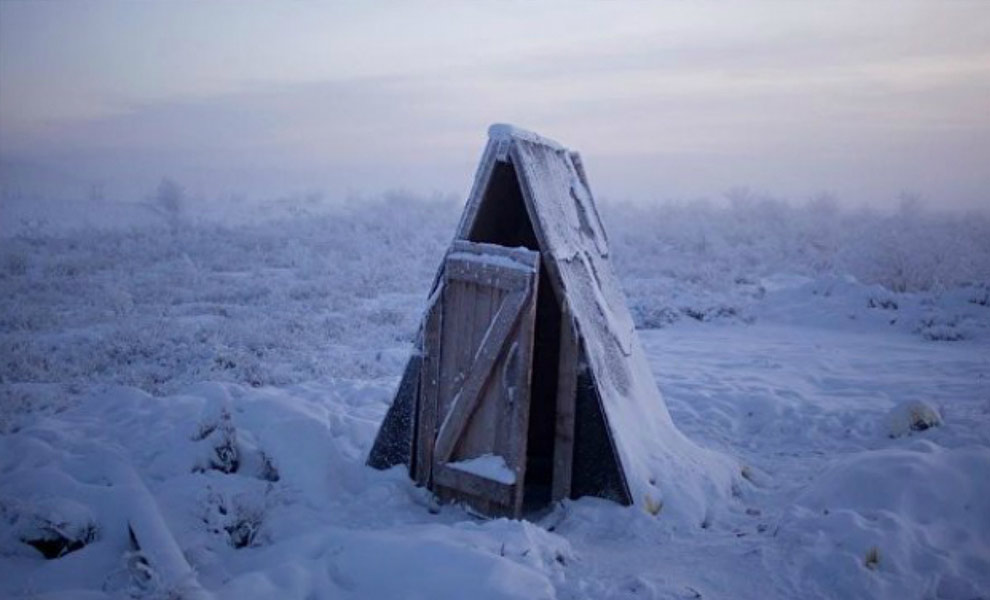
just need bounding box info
[368,125,732,519]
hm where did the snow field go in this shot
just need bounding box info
[1,193,988,598]
[1,380,575,599]
[644,325,990,599]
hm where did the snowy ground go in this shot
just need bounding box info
[1,196,989,599]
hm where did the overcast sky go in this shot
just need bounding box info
[2,1,988,209]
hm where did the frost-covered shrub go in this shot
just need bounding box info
[0,191,986,394]
[968,283,990,307]
[884,400,942,438]
[0,193,456,393]
[1,498,99,559]
[866,296,898,310]
[200,487,276,549]
[606,192,990,298]
[916,315,969,342]
[193,406,240,474]
[837,201,980,293]
[629,304,681,329]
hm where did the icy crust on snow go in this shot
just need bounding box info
[448,454,516,485]
[502,136,740,525]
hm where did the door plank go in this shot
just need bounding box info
[435,278,466,444]
[445,258,532,291]
[433,465,514,507]
[503,279,539,516]
[414,291,443,486]
[551,296,579,502]
[457,282,500,459]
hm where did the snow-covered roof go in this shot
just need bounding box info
[487,123,567,152]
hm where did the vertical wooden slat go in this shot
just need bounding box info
[435,275,463,436]
[491,286,512,465]
[415,290,443,486]
[472,282,497,520]
[466,282,497,457]
[452,277,476,436]
[454,278,480,458]
[551,296,578,502]
[507,271,539,516]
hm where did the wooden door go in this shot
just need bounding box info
[415,240,540,517]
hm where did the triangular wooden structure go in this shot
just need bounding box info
[368,125,735,519]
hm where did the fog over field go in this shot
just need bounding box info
[3,2,990,209]
[2,187,989,392]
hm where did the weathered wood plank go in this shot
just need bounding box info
[473,284,500,518]
[435,279,464,446]
[433,463,514,507]
[435,275,472,462]
[414,291,443,486]
[551,296,578,502]
[433,288,529,463]
[491,288,514,468]
[457,283,499,460]
[505,270,538,516]
[445,258,532,291]
[450,278,477,456]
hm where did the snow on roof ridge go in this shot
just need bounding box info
[488,123,567,151]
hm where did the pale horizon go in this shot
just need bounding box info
[2,1,989,210]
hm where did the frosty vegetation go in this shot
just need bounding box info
[1,189,987,396]
[0,187,988,599]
